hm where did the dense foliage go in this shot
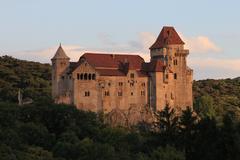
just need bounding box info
[193,78,240,122]
[0,103,240,160]
[0,56,51,103]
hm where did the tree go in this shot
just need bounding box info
[155,106,179,134]
[179,107,197,160]
[194,95,216,119]
[150,145,185,160]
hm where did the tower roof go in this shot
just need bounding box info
[51,44,70,60]
[150,26,185,50]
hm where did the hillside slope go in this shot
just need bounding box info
[0,56,51,102]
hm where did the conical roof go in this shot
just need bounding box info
[51,44,70,60]
[150,26,185,50]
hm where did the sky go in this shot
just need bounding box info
[0,0,240,80]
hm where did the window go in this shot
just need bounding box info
[130,73,134,78]
[85,91,90,97]
[118,91,122,96]
[173,59,178,65]
[167,30,170,36]
[77,74,80,80]
[171,93,174,100]
[108,83,111,86]
[142,83,145,87]
[119,82,123,86]
[131,92,133,96]
[84,73,88,80]
[88,74,92,80]
[141,91,145,96]
[166,74,169,79]
[174,73,177,79]
[105,91,110,96]
[80,74,83,80]
[92,74,96,80]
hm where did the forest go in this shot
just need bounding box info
[0,55,240,160]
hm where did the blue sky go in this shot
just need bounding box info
[0,0,240,79]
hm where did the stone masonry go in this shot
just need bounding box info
[51,26,193,125]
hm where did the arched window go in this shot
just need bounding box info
[80,74,83,80]
[77,74,80,80]
[88,74,92,80]
[92,74,96,80]
[84,73,88,80]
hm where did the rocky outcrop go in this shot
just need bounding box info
[105,105,154,127]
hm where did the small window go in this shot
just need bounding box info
[118,91,122,96]
[130,83,134,87]
[167,30,170,36]
[131,92,133,96]
[166,74,169,79]
[92,74,96,80]
[84,73,88,80]
[130,73,134,78]
[77,74,80,80]
[61,76,65,80]
[80,74,83,80]
[119,82,123,86]
[88,74,92,80]
[141,91,145,96]
[142,83,145,87]
[85,91,90,97]
[171,93,174,100]
[69,75,72,79]
[105,91,110,96]
[174,73,177,79]
[108,83,111,86]
[174,59,178,65]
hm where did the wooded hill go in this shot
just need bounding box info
[1,56,240,160]
[0,56,51,102]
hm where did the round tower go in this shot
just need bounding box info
[51,44,70,99]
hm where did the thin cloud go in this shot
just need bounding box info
[180,34,221,53]
[189,57,240,79]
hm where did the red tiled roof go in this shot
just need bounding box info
[150,26,185,50]
[81,53,144,70]
[143,60,165,72]
[95,69,126,76]
[69,53,148,76]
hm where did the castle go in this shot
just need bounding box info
[51,26,193,124]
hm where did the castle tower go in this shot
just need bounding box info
[149,26,193,110]
[51,44,70,99]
